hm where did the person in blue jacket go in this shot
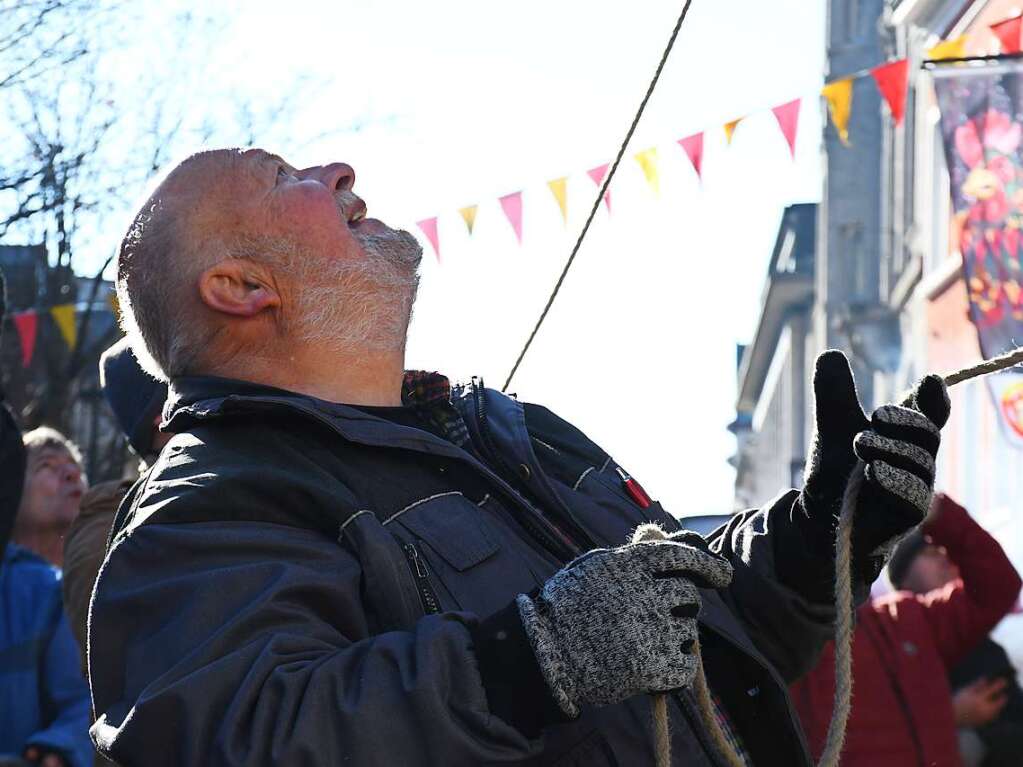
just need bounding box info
[0,543,93,767]
[0,267,92,767]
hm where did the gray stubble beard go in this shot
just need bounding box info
[295,226,423,355]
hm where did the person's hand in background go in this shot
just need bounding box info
[954,677,1010,728]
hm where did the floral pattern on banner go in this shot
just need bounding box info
[936,67,1023,358]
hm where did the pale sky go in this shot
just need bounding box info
[92,0,827,515]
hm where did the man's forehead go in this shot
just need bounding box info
[29,446,75,466]
[170,148,277,182]
[234,148,293,176]
[243,148,286,166]
[159,148,277,209]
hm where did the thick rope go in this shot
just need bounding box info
[636,348,1023,766]
[501,0,696,393]
[633,525,744,766]
[942,345,1023,385]
[651,693,670,767]
[816,346,1023,766]
[816,466,861,767]
[692,644,746,767]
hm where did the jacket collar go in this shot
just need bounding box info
[166,372,456,428]
[167,374,586,562]
[164,373,484,463]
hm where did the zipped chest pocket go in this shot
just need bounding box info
[386,491,550,619]
[401,541,441,615]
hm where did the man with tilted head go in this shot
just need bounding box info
[89,148,950,766]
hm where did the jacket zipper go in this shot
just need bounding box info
[402,542,441,615]
[471,379,580,561]
[472,377,518,480]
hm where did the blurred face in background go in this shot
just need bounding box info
[18,446,86,532]
[901,543,961,594]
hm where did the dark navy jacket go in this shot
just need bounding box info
[0,545,92,767]
[89,376,860,766]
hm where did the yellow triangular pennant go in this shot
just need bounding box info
[51,304,77,350]
[459,205,478,234]
[108,292,121,324]
[547,177,568,224]
[723,118,742,145]
[634,148,660,196]
[821,78,854,146]
[927,36,968,61]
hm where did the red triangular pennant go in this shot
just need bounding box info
[870,59,910,126]
[678,133,703,180]
[771,99,801,159]
[499,191,524,245]
[992,15,1023,55]
[13,310,37,367]
[587,163,612,212]
[416,218,441,262]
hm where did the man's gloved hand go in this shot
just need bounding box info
[516,532,732,718]
[799,350,950,566]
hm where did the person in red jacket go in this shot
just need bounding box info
[790,493,1022,767]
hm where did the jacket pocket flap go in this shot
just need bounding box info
[397,494,499,572]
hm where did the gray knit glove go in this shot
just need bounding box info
[799,351,950,573]
[516,531,733,718]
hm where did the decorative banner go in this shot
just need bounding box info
[928,36,968,61]
[871,59,909,125]
[934,61,1023,360]
[587,163,612,212]
[13,311,37,367]
[547,177,569,224]
[987,371,1023,448]
[634,148,660,196]
[678,133,704,179]
[50,304,76,351]
[723,118,742,145]
[406,43,974,258]
[458,205,478,234]
[822,78,854,146]
[772,99,801,158]
[991,16,1023,55]
[499,191,523,244]
[416,217,441,261]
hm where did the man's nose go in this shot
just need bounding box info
[296,162,356,193]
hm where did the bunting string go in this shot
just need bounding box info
[411,15,1023,264]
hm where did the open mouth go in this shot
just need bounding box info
[346,199,368,227]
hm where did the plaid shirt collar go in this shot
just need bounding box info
[401,370,470,448]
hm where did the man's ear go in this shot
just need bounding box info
[198,259,280,318]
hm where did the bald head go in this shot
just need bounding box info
[116,148,422,382]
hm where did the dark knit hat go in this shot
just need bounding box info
[887,529,928,589]
[100,338,167,456]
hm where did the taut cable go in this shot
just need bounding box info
[502,0,696,392]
